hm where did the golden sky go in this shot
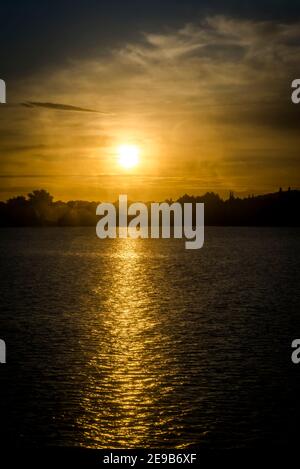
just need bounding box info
[0,16,300,201]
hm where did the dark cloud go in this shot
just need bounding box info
[21,101,106,113]
[0,144,47,153]
[1,1,300,80]
[213,103,300,130]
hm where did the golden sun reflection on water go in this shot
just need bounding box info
[78,238,180,448]
[1,229,296,449]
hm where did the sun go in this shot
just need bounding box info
[118,144,139,169]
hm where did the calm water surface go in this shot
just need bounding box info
[0,227,299,448]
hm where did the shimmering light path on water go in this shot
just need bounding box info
[0,227,299,448]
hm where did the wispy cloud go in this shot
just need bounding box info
[21,101,109,113]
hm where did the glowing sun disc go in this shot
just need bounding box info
[118,144,139,169]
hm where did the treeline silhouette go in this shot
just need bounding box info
[0,188,299,227]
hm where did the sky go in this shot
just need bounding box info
[0,0,300,201]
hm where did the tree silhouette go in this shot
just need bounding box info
[0,188,299,227]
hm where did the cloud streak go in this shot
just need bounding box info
[21,101,109,114]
